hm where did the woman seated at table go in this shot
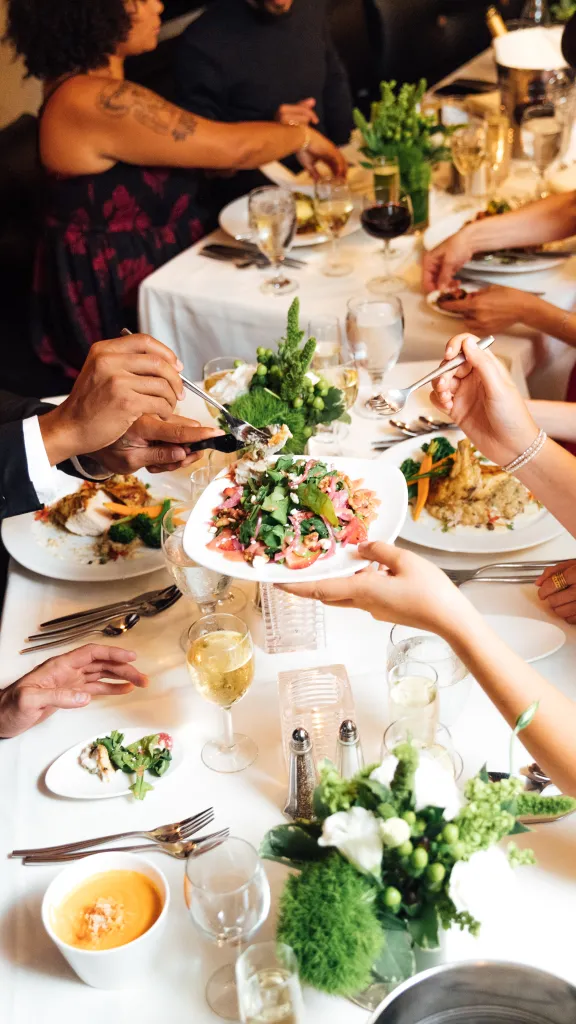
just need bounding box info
[5,0,346,378]
[283,333,576,796]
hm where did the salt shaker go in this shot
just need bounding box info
[336,719,364,779]
[284,728,317,820]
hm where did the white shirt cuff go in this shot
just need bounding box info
[70,456,112,481]
[22,415,59,506]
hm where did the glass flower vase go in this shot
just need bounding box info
[349,929,447,1011]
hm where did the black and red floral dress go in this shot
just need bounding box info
[33,160,214,377]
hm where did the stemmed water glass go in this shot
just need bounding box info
[248,186,297,295]
[186,612,257,773]
[313,180,354,276]
[360,191,413,294]
[345,295,404,418]
[185,837,271,1020]
[520,104,563,198]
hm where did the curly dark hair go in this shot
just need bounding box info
[5,0,133,80]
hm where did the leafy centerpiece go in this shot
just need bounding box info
[213,299,349,454]
[261,739,575,1008]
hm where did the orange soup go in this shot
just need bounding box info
[51,870,163,951]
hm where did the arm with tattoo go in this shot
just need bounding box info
[98,81,198,142]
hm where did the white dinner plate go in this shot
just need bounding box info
[426,283,479,319]
[45,728,183,800]
[483,615,565,663]
[218,193,361,248]
[1,468,187,583]
[423,211,566,274]
[377,431,563,554]
[183,456,407,583]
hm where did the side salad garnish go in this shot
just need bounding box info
[208,455,379,570]
[79,730,173,800]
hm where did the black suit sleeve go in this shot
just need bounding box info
[175,31,228,120]
[323,34,354,146]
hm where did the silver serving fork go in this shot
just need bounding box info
[22,829,230,864]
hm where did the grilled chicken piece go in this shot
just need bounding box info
[103,474,149,506]
[65,489,113,537]
[428,439,530,526]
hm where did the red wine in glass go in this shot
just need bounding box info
[361,195,413,295]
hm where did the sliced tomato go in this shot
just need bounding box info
[208,529,242,552]
[285,546,322,570]
[340,516,368,546]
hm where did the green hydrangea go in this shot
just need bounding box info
[507,842,536,868]
[453,776,523,858]
[390,742,419,804]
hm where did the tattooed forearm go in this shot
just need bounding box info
[97,81,198,142]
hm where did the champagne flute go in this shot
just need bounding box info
[313,180,354,276]
[236,942,304,1024]
[388,660,439,745]
[306,357,358,454]
[485,113,512,197]
[308,315,342,370]
[248,186,297,296]
[185,837,271,1020]
[451,122,487,209]
[382,719,463,779]
[190,468,247,616]
[520,104,563,199]
[372,155,401,205]
[360,192,413,294]
[186,612,257,773]
[345,295,404,418]
[203,356,240,418]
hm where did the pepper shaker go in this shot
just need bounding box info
[284,727,317,820]
[336,719,364,779]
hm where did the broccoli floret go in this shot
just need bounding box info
[108,521,137,545]
[422,436,456,462]
[132,499,171,549]
[400,458,421,500]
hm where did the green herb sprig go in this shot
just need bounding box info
[94,731,172,800]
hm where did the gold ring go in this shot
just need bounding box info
[552,571,569,593]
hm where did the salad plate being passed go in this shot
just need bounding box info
[184,451,407,583]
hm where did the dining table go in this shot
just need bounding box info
[2,373,576,1023]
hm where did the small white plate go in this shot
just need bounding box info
[2,469,187,583]
[45,728,183,800]
[424,211,566,274]
[219,193,360,248]
[183,456,407,583]
[378,431,563,554]
[427,284,479,319]
[484,615,565,663]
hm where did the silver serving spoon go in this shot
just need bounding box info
[368,335,495,416]
[20,612,140,654]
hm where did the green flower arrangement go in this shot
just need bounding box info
[223,299,349,454]
[551,0,576,21]
[261,734,575,1000]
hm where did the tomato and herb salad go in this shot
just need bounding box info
[207,455,379,570]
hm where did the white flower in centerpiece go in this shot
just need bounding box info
[379,816,411,848]
[448,846,517,925]
[370,755,464,821]
[207,363,256,405]
[318,806,383,877]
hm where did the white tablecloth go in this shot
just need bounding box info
[2,378,576,1023]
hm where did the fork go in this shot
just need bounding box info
[20,611,141,653]
[11,808,215,858]
[442,561,559,587]
[40,585,178,629]
[28,589,181,641]
[22,829,230,864]
[368,335,495,415]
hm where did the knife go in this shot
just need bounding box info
[200,249,305,270]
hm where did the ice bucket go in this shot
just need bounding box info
[368,961,576,1023]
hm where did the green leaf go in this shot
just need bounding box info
[478,763,489,783]
[262,486,289,525]
[260,824,327,868]
[508,820,532,834]
[377,909,408,932]
[300,516,329,540]
[297,482,338,526]
[371,928,415,987]
[407,904,440,950]
[130,775,154,800]
[514,701,539,735]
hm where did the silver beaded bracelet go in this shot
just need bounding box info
[502,428,547,474]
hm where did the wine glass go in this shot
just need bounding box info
[382,719,463,780]
[388,625,471,726]
[372,154,401,204]
[308,315,343,370]
[451,122,487,209]
[248,186,297,295]
[189,467,247,616]
[520,104,563,198]
[186,612,257,773]
[307,357,358,455]
[345,295,404,418]
[484,113,512,197]
[313,180,354,276]
[236,942,304,1024]
[360,192,413,295]
[387,661,439,745]
[185,837,271,1020]
[162,503,235,649]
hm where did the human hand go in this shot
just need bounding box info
[276,98,319,127]
[431,333,539,466]
[421,227,477,293]
[39,335,186,465]
[278,541,468,636]
[296,128,347,180]
[535,561,576,624]
[438,286,534,334]
[0,645,148,738]
[93,414,224,474]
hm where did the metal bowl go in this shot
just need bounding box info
[368,961,576,1023]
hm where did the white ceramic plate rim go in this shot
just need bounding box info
[427,284,479,319]
[218,193,360,248]
[182,456,408,583]
[423,211,565,274]
[483,615,566,664]
[377,430,564,553]
[1,469,186,582]
[45,727,183,800]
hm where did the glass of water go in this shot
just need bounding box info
[346,296,404,418]
[388,661,439,745]
[248,186,298,296]
[521,104,563,199]
[236,942,304,1024]
[388,625,471,725]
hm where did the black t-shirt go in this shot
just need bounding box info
[175,0,353,145]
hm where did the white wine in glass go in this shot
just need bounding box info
[521,105,563,198]
[248,187,297,295]
[388,661,439,745]
[451,123,486,208]
[314,181,354,277]
[323,361,359,410]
